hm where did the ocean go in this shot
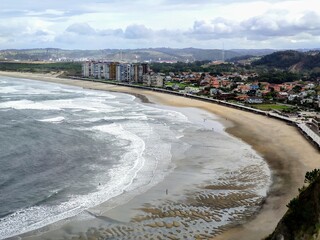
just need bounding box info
[0,76,271,239]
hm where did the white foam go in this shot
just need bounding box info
[0,98,120,113]
[0,100,61,110]
[141,106,190,123]
[0,86,19,94]
[38,116,65,123]
[41,98,120,113]
[61,89,117,99]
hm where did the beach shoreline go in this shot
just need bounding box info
[1,71,319,239]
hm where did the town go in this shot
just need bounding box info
[81,58,320,149]
[82,60,319,113]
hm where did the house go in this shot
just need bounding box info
[185,87,200,94]
[237,84,251,93]
[211,78,220,88]
[276,92,289,100]
[306,83,315,89]
[268,84,281,92]
[235,95,249,101]
[165,76,172,81]
[200,79,210,86]
[300,98,314,104]
[210,88,220,96]
[250,84,260,90]
[143,73,164,87]
[288,94,299,101]
[246,97,264,104]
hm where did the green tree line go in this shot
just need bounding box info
[0,62,82,76]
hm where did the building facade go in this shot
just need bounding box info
[143,73,164,87]
[82,61,149,83]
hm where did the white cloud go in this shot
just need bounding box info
[0,0,320,49]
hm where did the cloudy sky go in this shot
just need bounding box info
[0,0,319,49]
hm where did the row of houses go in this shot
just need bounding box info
[82,61,164,87]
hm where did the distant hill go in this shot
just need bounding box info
[0,48,278,62]
[230,49,276,56]
[252,50,320,72]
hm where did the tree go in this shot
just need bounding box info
[292,85,302,93]
[304,169,320,184]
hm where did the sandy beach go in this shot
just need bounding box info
[1,71,319,239]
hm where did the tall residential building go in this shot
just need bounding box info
[116,64,122,81]
[82,62,91,77]
[132,63,143,83]
[124,63,132,82]
[141,63,150,75]
[82,61,150,83]
[101,62,110,79]
[109,62,117,80]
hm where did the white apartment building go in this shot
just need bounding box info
[82,61,149,83]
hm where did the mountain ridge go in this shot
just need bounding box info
[0,48,277,62]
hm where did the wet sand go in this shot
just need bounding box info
[1,71,319,239]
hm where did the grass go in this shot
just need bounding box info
[250,103,294,111]
[164,81,193,90]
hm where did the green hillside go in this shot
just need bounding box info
[252,50,320,72]
[266,170,320,240]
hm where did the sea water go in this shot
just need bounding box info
[0,77,271,239]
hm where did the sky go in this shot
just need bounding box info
[0,0,319,50]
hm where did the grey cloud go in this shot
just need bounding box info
[0,24,26,37]
[192,21,214,34]
[241,16,285,38]
[0,1,96,20]
[66,23,96,35]
[99,28,124,37]
[53,22,186,49]
[65,23,154,39]
[187,18,240,39]
[163,0,279,5]
[54,32,78,44]
[124,25,153,39]
[242,11,320,39]
[188,11,320,40]
[1,0,83,11]
[0,10,29,18]
[34,30,50,36]
[297,11,320,30]
[65,23,124,37]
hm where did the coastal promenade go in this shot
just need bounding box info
[297,123,320,150]
[70,76,320,151]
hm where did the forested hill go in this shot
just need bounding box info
[252,50,320,72]
[0,48,275,62]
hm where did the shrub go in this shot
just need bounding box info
[305,169,320,184]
